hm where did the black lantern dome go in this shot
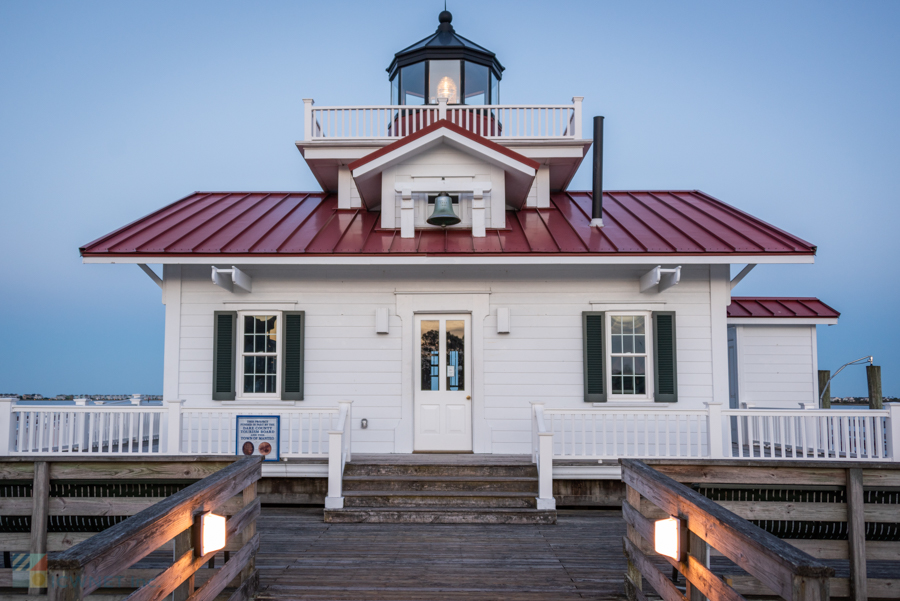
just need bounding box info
[387,11,504,106]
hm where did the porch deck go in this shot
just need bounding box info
[255,507,628,600]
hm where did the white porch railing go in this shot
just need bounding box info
[302,97,584,141]
[532,402,900,497]
[0,398,354,507]
[723,407,892,460]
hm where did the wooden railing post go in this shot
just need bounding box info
[887,403,900,462]
[173,527,194,601]
[537,432,555,509]
[303,99,314,141]
[867,365,883,410]
[818,370,831,408]
[48,567,83,601]
[30,461,50,594]
[437,97,447,120]
[571,96,583,139]
[687,530,709,601]
[846,467,867,601]
[705,402,724,458]
[0,398,13,455]
[165,399,183,454]
[325,429,344,509]
[241,480,258,587]
[623,483,643,601]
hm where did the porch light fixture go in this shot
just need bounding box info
[654,516,685,561]
[197,512,226,556]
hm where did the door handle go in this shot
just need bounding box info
[466,395,471,400]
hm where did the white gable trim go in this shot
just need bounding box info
[352,128,536,180]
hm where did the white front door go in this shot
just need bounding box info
[414,314,472,452]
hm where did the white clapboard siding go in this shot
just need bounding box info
[734,325,817,407]
[170,264,724,454]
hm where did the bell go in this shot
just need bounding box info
[426,192,461,226]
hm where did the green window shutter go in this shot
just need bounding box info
[282,311,305,401]
[583,311,607,402]
[212,312,236,401]
[653,311,678,403]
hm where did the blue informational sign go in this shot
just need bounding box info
[235,415,280,461]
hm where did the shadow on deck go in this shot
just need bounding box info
[255,506,628,601]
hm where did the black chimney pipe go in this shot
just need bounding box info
[592,116,604,226]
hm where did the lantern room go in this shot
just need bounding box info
[387,11,504,106]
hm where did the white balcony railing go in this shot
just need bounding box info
[302,97,584,141]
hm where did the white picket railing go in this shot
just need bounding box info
[541,407,711,459]
[7,405,164,455]
[180,407,341,457]
[723,408,892,460]
[303,97,584,141]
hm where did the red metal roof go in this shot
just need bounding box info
[728,297,840,319]
[80,190,816,257]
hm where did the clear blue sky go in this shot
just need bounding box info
[1,1,897,397]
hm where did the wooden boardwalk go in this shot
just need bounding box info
[255,507,628,601]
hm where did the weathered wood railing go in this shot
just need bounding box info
[45,455,262,601]
[621,459,834,601]
[0,457,247,596]
[647,459,900,601]
[302,97,584,140]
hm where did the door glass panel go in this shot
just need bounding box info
[420,320,440,391]
[446,320,465,391]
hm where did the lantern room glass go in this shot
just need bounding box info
[400,63,425,105]
[428,60,460,104]
[464,62,489,105]
[393,60,498,105]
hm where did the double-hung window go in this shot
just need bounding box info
[239,314,280,398]
[583,311,678,403]
[609,313,649,397]
[212,310,305,402]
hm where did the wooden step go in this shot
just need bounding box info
[342,475,538,493]
[324,506,557,524]
[343,462,538,478]
[343,490,538,508]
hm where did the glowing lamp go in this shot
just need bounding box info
[199,512,226,556]
[436,76,458,103]
[654,517,684,561]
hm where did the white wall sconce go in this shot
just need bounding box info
[375,308,390,334]
[497,307,510,334]
[211,266,252,293]
[195,512,226,557]
[654,516,686,561]
[640,266,681,294]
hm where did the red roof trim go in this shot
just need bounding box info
[728,297,840,319]
[347,119,541,172]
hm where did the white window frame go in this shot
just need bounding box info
[606,311,654,401]
[235,310,283,401]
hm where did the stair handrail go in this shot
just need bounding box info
[531,402,555,510]
[325,400,353,509]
